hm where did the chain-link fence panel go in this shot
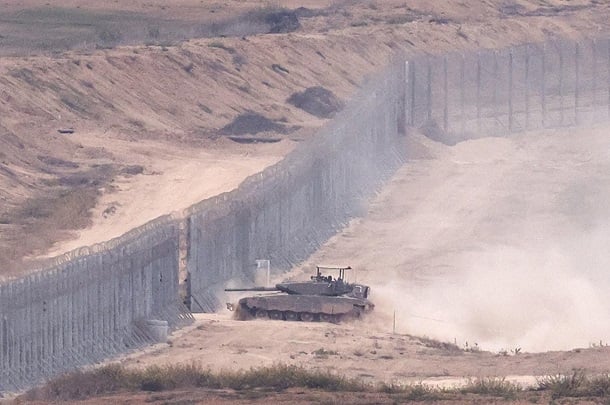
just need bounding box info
[409,38,610,144]
[0,216,189,392]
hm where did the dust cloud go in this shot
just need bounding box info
[373,230,610,352]
[307,126,610,353]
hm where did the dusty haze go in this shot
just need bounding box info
[295,126,610,352]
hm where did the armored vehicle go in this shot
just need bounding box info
[225,266,374,323]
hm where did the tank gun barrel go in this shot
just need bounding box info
[225,287,278,292]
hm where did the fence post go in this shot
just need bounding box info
[606,38,610,118]
[541,43,546,127]
[408,60,415,126]
[592,39,597,118]
[493,50,499,132]
[525,44,530,130]
[476,52,481,133]
[443,55,449,132]
[460,55,465,133]
[574,42,579,126]
[0,288,4,386]
[560,41,565,126]
[427,57,432,121]
[509,49,514,132]
[179,217,190,309]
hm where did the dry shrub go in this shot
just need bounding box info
[215,364,363,391]
[587,374,610,397]
[415,335,462,353]
[1,163,116,271]
[380,382,442,401]
[535,370,610,399]
[25,364,128,401]
[27,363,610,402]
[137,363,213,391]
[460,377,520,399]
[24,363,366,401]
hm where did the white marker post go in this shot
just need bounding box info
[256,259,271,287]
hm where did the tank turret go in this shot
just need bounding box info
[224,266,373,323]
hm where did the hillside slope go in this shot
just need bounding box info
[1,0,609,276]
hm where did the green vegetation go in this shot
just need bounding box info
[22,363,610,403]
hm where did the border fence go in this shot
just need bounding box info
[185,59,407,311]
[408,39,610,143]
[0,216,192,391]
[2,36,610,392]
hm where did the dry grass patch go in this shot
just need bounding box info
[22,363,610,403]
[23,363,366,401]
[537,370,610,399]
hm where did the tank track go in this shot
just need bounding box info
[236,303,362,323]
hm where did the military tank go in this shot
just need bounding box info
[225,266,374,323]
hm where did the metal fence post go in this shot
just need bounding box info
[409,59,416,126]
[592,39,597,118]
[542,43,547,127]
[525,44,530,130]
[509,50,514,132]
[493,50,499,131]
[443,55,449,132]
[427,58,432,121]
[606,38,610,118]
[460,55,465,133]
[559,41,565,126]
[477,52,481,133]
[575,42,580,125]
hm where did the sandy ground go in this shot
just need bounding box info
[119,124,610,386]
[43,135,294,255]
[120,313,610,388]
